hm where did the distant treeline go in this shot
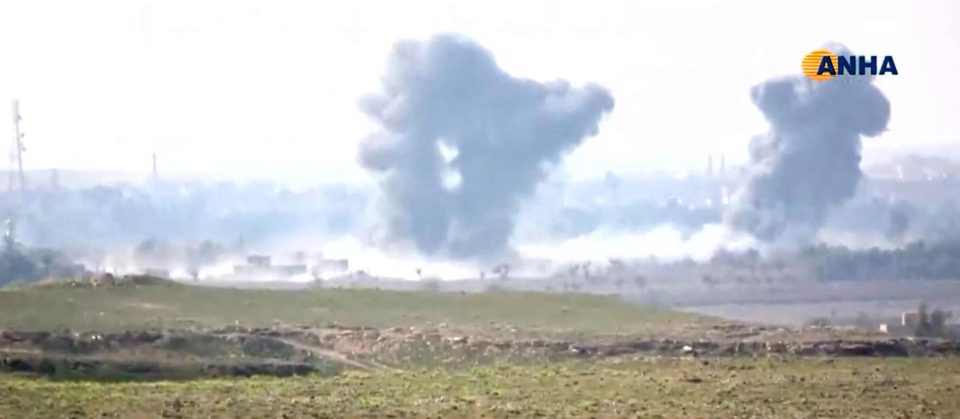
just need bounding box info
[803,240,960,281]
[707,240,960,282]
[689,240,960,284]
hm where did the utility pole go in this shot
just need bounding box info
[152,152,158,182]
[9,100,25,194]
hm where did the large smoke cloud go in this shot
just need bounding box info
[358,34,614,259]
[726,44,891,242]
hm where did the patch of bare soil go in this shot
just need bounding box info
[0,323,957,379]
[204,323,960,364]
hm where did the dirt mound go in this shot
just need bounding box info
[2,324,959,380]
[209,324,960,363]
[0,354,319,379]
[0,330,167,353]
[0,328,368,374]
[564,338,959,357]
[18,274,180,290]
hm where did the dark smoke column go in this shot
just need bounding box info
[358,34,614,259]
[726,44,890,242]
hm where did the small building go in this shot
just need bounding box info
[233,254,307,279]
[247,255,272,267]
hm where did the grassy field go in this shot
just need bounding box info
[2,357,959,418]
[0,283,707,337]
[2,282,958,418]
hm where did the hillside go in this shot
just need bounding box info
[0,282,706,337]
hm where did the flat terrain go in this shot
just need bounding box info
[2,358,959,418]
[0,281,706,338]
[1,279,957,418]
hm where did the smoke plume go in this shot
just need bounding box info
[358,34,614,259]
[726,44,891,242]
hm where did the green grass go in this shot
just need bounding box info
[0,285,706,336]
[2,357,958,418]
[2,284,958,417]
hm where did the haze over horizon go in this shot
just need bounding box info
[2,0,959,185]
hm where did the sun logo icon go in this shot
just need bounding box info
[802,49,838,81]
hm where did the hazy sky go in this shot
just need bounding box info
[0,0,957,184]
